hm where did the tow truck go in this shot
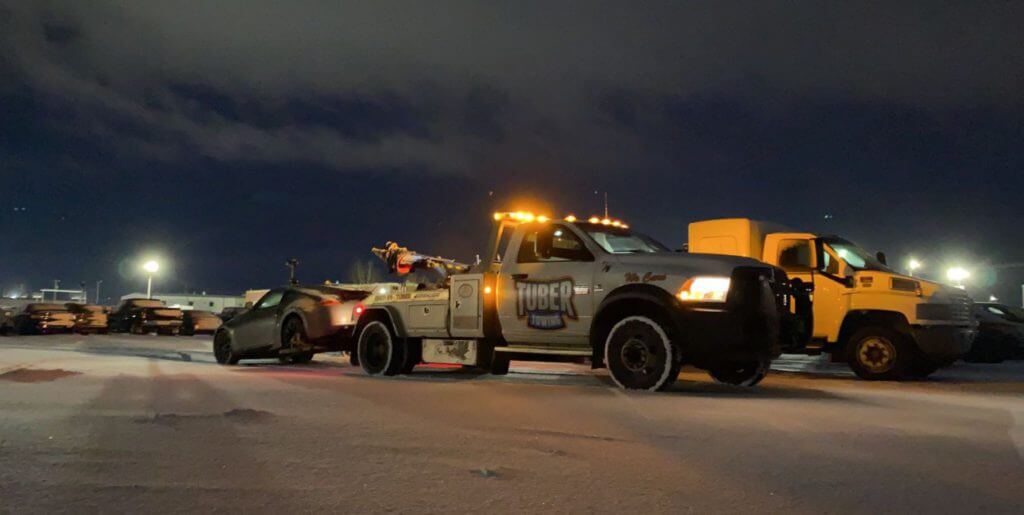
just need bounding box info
[688,218,976,380]
[353,211,811,391]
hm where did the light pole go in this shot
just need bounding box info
[95,280,103,305]
[907,259,921,277]
[143,260,160,299]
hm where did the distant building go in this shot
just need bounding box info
[120,292,246,313]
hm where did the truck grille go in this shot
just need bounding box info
[949,294,972,324]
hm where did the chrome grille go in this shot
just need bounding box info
[949,294,972,323]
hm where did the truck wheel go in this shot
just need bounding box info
[604,316,680,391]
[357,320,405,376]
[213,331,239,365]
[490,353,510,375]
[709,359,770,387]
[846,327,911,380]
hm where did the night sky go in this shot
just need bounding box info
[2,2,1023,304]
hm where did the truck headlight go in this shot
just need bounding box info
[677,276,731,302]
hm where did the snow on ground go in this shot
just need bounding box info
[1,334,1023,513]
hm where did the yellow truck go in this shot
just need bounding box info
[688,219,976,380]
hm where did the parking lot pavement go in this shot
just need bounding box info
[1,334,1023,513]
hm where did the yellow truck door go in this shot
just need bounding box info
[764,233,846,342]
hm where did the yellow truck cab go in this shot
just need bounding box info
[688,218,976,380]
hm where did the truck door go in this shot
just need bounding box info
[498,223,595,346]
[772,237,845,341]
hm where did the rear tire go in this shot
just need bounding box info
[213,331,239,365]
[709,359,770,387]
[357,320,405,376]
[846,327,912,380]
[400,339,422,374]
[604,316,680,391]
[490,352,510,375]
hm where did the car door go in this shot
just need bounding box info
[233,289,285,351]
[497,223,596,346]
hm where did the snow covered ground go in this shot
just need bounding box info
[1,334,1023,513]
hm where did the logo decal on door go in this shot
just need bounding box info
[515,277,578,330]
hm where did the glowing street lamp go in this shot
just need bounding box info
[907,258,922,277]
[143,260,160,299]
[946,267,969,288]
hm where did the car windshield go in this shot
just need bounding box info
[577,225,670,254]
[821,237,890,272]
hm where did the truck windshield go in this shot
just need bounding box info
[579,225,669,254]
[821,237,890,272]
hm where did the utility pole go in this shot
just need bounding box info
[286,258,299,286]
[603,192,609,218]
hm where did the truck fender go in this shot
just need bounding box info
[590,284,679,367]
[356,306,407,339]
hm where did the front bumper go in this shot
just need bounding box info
[910,324,975,359]
[142,320,183,328]
[673,266,780,369]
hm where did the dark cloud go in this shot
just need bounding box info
[1,1,1022,300]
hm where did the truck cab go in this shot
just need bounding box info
[689,218,976,380]
[355,212,811,391]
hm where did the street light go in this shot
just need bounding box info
[143,260,160,299]
[907,258,922,277]
[946,266,969,288]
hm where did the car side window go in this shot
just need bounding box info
[777,239,812,272]
[254,290,285,310]
[517,224,593,263]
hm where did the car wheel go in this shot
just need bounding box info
[709,359,770,387]
[846,327,912,380]
[357,320,405,376]
[281,316,310,351]
[604,315,680,391]
[130,323,146,335]
[213,331,239,365]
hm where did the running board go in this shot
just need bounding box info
[495,346,591,356]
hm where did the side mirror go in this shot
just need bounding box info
[875,251,887,265]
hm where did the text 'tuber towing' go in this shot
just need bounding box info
[352,211,811,391]
[688,218,977,380]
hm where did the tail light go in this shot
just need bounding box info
[352,304,364,319]
[319,298,341,307]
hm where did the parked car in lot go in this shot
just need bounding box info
[108,299,184,335]
[8,303,77,334]
[965,302,1024,362]
[218,306,247,323]
[0,306,14,335]
[181,310,222,336]
[213,285,368,365]
[65,303,109,334]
